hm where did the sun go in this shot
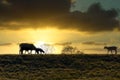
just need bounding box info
[34,41,56,54]
[34,41,45,48]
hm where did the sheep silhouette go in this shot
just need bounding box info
[19,43,36,54]
[35,48,45,54]
[104,46,117,54]
[19,43,45,54]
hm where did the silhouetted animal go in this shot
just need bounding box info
[35,48,45,54]
[104,46,117,54]
[19,43,36,54]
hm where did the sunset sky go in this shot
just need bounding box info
[0,0,120,54]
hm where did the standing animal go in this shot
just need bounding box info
[104,46,117,54]
[35,48,45,54]
[19,43,36,54]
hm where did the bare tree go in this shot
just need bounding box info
[61,45,81,54]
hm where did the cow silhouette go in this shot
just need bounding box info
[19,43,36,54]
[104,46,117,54]
[35,48,45,54]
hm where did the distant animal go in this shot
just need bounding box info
[19,43,36,54]
[104,46,117,54]
[35,48,45,54]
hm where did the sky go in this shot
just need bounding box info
[0,0,120,54]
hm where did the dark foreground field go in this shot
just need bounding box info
[0,54,120,80]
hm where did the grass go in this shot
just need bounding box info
[0,54,120,80]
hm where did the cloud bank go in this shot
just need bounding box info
[0,0,119,32]
[59,3,119,32]
[82,41,106,46]
[0,43,12,46]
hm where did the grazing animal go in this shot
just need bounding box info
[35,48,45,54]
[19,43,36,54]
[104,46,117,54]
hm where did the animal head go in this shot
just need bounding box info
[104,46,108,49]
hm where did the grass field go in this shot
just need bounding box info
[0,54,120,80]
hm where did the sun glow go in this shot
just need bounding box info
[35,41,46,47]
[34,41,56,54]
[0,28,87,54]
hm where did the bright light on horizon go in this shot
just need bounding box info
[34,41,58,54]
[0,28,120,54]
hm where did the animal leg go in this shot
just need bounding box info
[19,50,23,55]
[24,50,26,54]
[36,50,39,54]
[111,50,113,54]
[37,51,39,54]
[115,50,117,54]
[107,50,109,54]
[30,50,32,54]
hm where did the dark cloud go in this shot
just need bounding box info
[0,0,70,19]
[0,0,71,29]
[82,41,106,46]
[0,1,119,32]
[0,43,12,46]
[54,42,72,46]
[58,3,119,32]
